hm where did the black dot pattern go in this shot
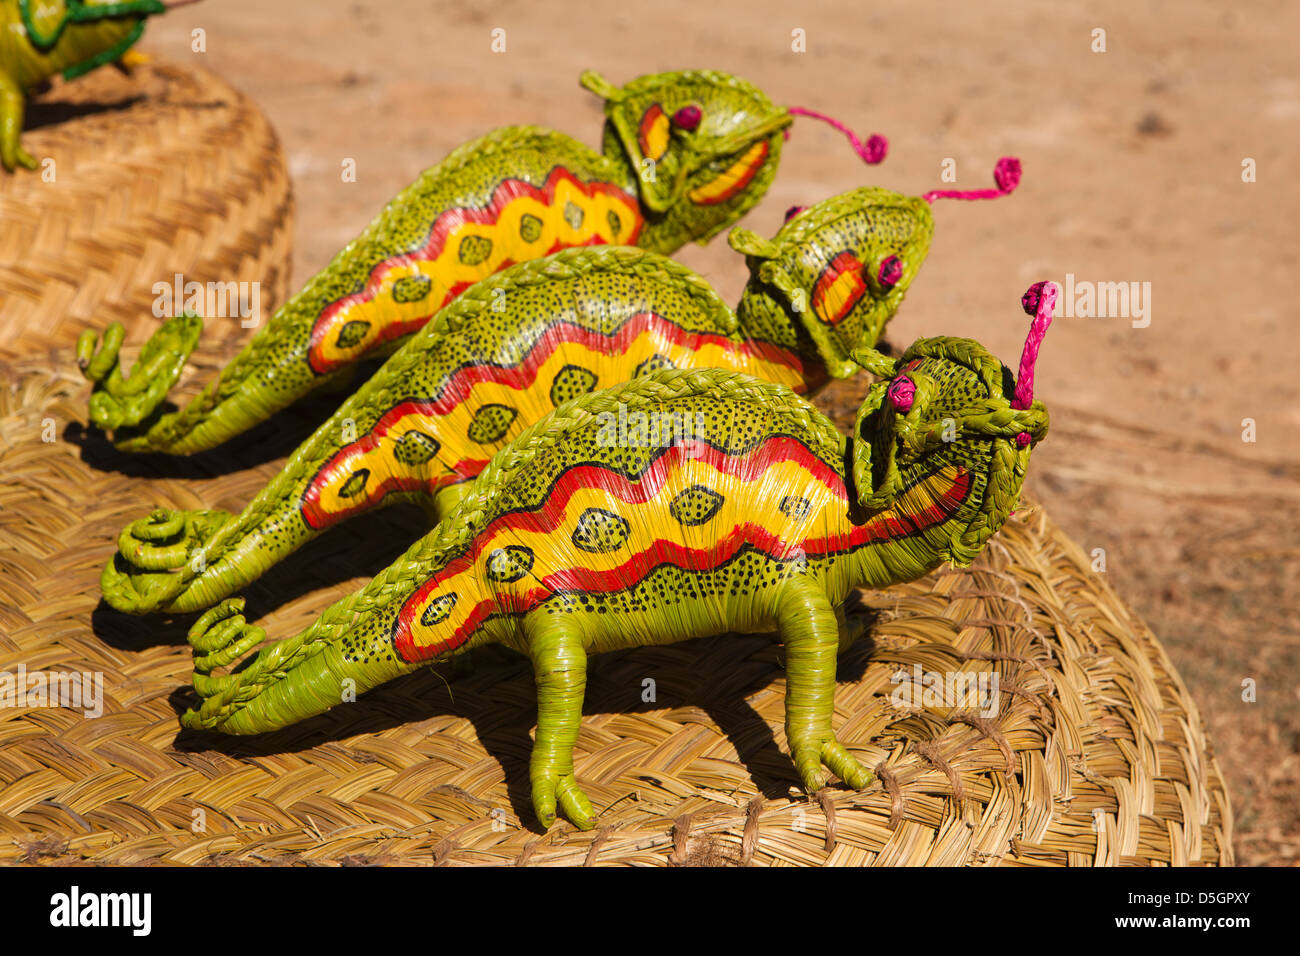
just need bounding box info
[779,495,811,519]
[393,429,441,466]
[519,213,543,243]
[467,403,518,443]
[335,320,371,349]
[572,508,631,553]
[458,235,493,266]
[668,485,724,526]
[420,593,457,627]
[485,545,535,583]
[549,364,598,406]
[392,275,432,303]
[634,353,675,377]
[339,469,370,499]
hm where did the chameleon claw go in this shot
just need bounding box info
[80,313,203,431]
[793,749,829,793]
[11,147,37,171]
[76,322,125,383]
[532,773,597,831]
[820,739,874,790]
[792,737,872,793]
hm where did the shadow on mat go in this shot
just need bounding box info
[24,94,147,131]
[90,503,427,649]
[63,358,385,478]
[168,620,881,834]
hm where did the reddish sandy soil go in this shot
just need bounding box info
[135,0,1299,864]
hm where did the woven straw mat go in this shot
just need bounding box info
[0,59,294,359]
[0,346,1234,865]
[0,58,1232,864]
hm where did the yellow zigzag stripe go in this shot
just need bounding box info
[309,331,810,522]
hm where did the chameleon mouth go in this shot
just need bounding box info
[687,140,770,205]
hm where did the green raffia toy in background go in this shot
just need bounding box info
[76,68,891,449]
[0,0,200,172]
[100,163,1021,615]
[181,282,1057,831]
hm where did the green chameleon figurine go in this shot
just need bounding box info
[100,163,1020,615]
[0,0,199,172]
[76,67,889,449]
[180,281,1056,831]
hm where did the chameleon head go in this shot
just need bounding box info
[581,68,793,239]
[729,157,1022,379]
[847,280,1055,565]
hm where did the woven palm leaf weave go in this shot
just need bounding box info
[0,58,1232,864]
[0,348,1234,866]
[0,59,293,359]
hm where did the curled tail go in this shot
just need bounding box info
[77,298,353,454]
[182,596,415,735]
[75,126,648,455]
[77,313,203,432]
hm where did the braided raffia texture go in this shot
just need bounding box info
[0,59,293,359]
[0,354,1232,865]
[182,368,841,731]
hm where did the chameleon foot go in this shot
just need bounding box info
[77,313,203,431]
[791,736,874,792]
[531,772,597,832]
[3,144,36,171]
[186,597,267,704]
[101,507,231,614]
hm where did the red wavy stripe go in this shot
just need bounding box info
[395,464,971,660]
[301,455,489,530]
[300,313,809,528]
[306,168,642,372]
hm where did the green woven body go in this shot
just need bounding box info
[0,0,166,171]
[77,69,794,452]
[180,305,1052,830]
[102,184,936,617]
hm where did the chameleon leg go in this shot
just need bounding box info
[835,602,868,655]
[526,612,597,831]
[183,596,414,734]
[416,483,472,527]
[0,75,37,172]
[778,579,874,792]
[102,506,233,613]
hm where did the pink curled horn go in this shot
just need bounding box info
[923,157,1021,204]
[1012,281,1056,411]
[784,107,888,165]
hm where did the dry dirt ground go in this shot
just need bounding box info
[134,0,1298,864]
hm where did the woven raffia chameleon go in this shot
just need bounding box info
[180,282,1057,831]
[100,163,1021,615]
[75,67,888,448]
[0,0,199,171]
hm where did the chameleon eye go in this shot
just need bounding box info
[672,105,702,131]
[877,255,903,288]
[886,375,915,413]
